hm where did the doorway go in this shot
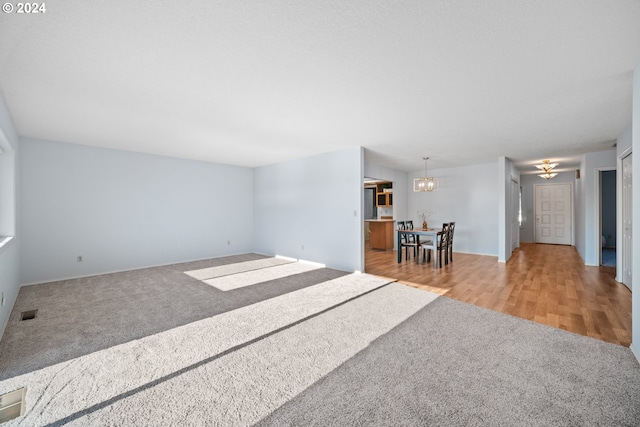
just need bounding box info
[363,178,394,251]
[534,183,573,245]
[600,169,616,267]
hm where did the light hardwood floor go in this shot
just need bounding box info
[365,242,632,347]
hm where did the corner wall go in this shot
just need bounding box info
[616,126,632,284]
[0,94,20,340]
[20,138,254,284]
[631,63,640,362]
[575,155,586,260]
[253,146,363,272]
[498,157,520,262]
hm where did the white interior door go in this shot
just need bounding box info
[535,183,572,245]
[622,153,632,289]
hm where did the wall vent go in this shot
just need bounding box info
[0,387,26,423]
[20,310,37,321]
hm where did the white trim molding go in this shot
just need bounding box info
[631,342,640,365]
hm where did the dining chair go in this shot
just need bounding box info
[423,222,451,268]
[405,221,422,261]
[396,221,408,260]
[398,220,420,261]
[447,221,456,263]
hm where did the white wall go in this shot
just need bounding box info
[407,161,499,256]
[0,133,16,239]
[631,64,640,361]
[0,94,20,340]
[616,126,632,283]
[575,154,586,260]
[253,146,363,272]
[618,126,632,156]
[20,138,254,284]
[498,157,520,262]
[519,171,576,243]
[577,150,617,265]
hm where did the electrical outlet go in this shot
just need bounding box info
[77,256,83,262]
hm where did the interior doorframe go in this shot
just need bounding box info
[596,166,617,267]
[616,146,632,284]
[510,177,520,253]
[533,182,574,246]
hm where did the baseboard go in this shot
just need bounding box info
[19,251,254,287]
[298,259,326,268]
[455,250,499,258]
[0,292,16,344]
[0,317,8,344]
[631,343,640,365]
[274,254,297,262]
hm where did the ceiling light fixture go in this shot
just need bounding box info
[535,160,559,171]
[535,159,559,179]
[413,157,439,192]
[538,171,558,180]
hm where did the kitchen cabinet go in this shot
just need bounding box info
[376,192,392,207]
[368,220,394,250]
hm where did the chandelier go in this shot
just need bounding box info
[535,159,558,180]
[413,157,439,192]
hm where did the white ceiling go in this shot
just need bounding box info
[1,1,639,173]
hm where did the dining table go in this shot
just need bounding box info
[397,227,442,268]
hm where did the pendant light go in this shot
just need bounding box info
[413,157,439,192]
[535,159,559,179]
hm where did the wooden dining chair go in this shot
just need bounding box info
[424,222,451,268]
[396,221,408,259]
[398,220,420,261]
[404,221,422,261]
[447,221,456,263]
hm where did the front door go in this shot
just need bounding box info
[535,183,572,245]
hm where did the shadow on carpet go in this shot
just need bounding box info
[258,297,640,426]
[0,254,348,381]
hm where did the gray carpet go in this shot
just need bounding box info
[0,254,348,380]
[1,255,639,426]
[0,272,400,426]
[259,297,640,426]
